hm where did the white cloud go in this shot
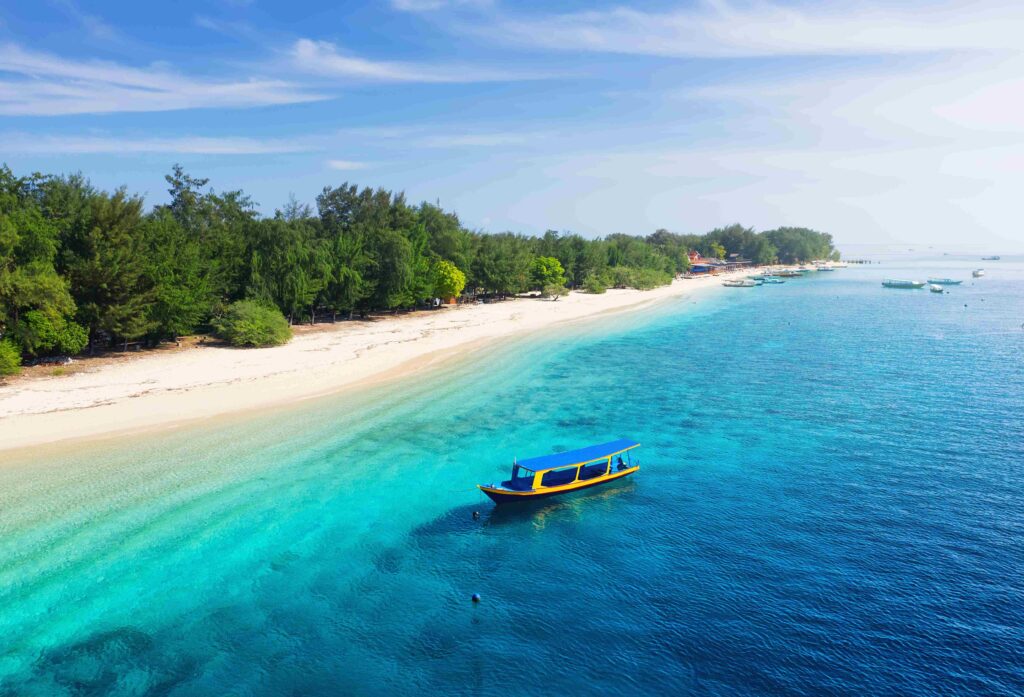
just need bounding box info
[326,159,368,170]
[478,1,1024,58]
[51,0,120,42]
[290,39,547,83]
[193,15,259,40]
[0,43,325,116]
[0,133,315,154]
[391,0,491,12]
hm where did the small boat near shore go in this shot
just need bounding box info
[973,269,985,278]
[762,276,786,284]
[723,279,758,287]
[929,284,944,293]
[927,278,962,285]
[982,256,1001,260]
[882,279,926,289]
[478,439,640,504]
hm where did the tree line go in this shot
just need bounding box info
[0,164,837,372]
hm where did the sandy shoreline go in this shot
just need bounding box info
[0,272,751,454]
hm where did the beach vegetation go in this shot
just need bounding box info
[212,300,292,347]
[0,164,838,362]
[432,260,466,300]
[583,274,607,294]
[530,256,566,291]
[0,338,20,375]
[542,282,569,299]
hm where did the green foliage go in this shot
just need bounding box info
[0,163,838,365]
[542,282,569,299]
[432,259,466,299]
[609,266,673,290]
[583,274,607,294]
[9,310,88,356]
[0,338,20,375]
[763,227,835,263]
[530,256,566,291]
[212,300,292,347]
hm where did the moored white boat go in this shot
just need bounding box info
[929,284,944,293]
[973,269,985,278]
[927,278,962,285]
[882,279,926,289]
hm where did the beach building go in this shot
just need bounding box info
[687,251,753,275]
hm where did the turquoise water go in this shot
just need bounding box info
[2,260,1023,695]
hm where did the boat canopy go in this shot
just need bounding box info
[515,438,640,473]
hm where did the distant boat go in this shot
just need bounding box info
[776,270,803,278]
[929,284,944,293]
[762,276,786,284]
[478,439,640,504]
[723,279,758,287]
[927,278,962,285]
[882,279,926,289]
[973,269,986,278]
[982,256,1001,260]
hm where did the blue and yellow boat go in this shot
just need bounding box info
[478,438,640,504]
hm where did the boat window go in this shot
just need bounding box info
[578,460,609,480]
[541,466,579,487]
[506,466,535,490]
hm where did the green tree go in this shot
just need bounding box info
[0,338,20,375]
[530,256,566,291]
[432,259,466,299]
[0,167,84,357]
[143,210,212,339]
[583,274,607,294]
[8,310,87,356]
[55,184,155,348]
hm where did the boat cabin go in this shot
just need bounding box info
[478,439,640,504]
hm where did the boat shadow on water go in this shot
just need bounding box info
[409,479,639,542]
[480,479,638,529]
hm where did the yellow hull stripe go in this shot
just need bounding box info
[478,466,639,497]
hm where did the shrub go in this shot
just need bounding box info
[583,274,607,294]
[542,282,568,299]
[608,266,672,290]
[212,300,292,347]
[10,310,88,357]
[0,339,21,376]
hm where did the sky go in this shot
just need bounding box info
[1,0,1022,252]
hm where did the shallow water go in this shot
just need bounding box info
[2,260,1023,696]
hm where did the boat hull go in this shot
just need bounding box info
[479,466,639,504]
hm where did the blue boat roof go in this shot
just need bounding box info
[516,439,640,472]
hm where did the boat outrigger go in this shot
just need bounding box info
[478,439,640,504]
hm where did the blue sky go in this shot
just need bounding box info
[2,0,1022,252]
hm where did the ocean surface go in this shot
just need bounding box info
[2,259,1023,696]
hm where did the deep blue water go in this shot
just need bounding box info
[2,260,1023,696]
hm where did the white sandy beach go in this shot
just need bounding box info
[0,273,749,454]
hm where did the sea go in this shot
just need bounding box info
[1,257,1022,696]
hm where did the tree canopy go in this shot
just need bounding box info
[0,164,837,362]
